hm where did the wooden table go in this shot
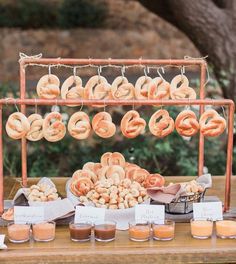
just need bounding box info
[0,176,236,264]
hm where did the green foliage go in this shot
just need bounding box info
[58,0,107,28]
[0,0,107,29]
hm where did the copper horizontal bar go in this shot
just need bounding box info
[0,98,234,106]
[20,58,206,66]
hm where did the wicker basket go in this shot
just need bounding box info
[153,190,206,215]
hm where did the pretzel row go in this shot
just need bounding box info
[36,74,197,103]
[5,109,226,141]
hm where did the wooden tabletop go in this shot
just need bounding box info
[0,176,236,264]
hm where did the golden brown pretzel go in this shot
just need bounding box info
[145,173,165,188]
[68,111,91,140]
[92,112,116,138]
[85,75,111,107]
[120,110,146,138]
[83,162,102,176]
[6,112,30,139]
[36,74,60,99]
[61,76,86,106]
[97,165,125,182]
[148,77,170,100]
[199,109,226,137]
[70,177,94,196]
[100,152,126,167]
[43,112,66,142]
[111,76,134,100]
[170,75,196,99]
[175,110,199,137]
[72,169,97,184]
[149,109,174,138]
[134,76,152,99]
[26,113,44,141]
[126,168,149,184]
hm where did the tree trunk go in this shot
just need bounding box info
[138,0,236,102]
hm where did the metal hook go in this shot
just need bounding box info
[97,66,102,83]
[14,99,19,112]
[221,106,227,119]
[144,66,148,79]
[157,68,164,81]
[121,66,126,81]
[181,66,185,82]
[79,99,84,112]
[48,65,52,76]
[73,67,77,80]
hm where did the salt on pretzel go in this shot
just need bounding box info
[61,76,86,106]
[43,112,66,142]
[134,76,152,99]
[92,112,116,138]
[149,109,174,138]
[72,169,97,184]
[26,113,44,141]
[111,76,134,100]
[68,111,91,140]
[170,74,196,99]
[36,74,60,99]
[6,112,30,139]
[100,152,126,167]
[175,110,199,137]
[199,109,226,137]
[120,110,146,138]
[70,177,94,196]
[148,77,170,100]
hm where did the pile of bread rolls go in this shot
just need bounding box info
[70,152,165,209]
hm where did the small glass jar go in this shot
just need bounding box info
[94,221,116,242]
[153,220,175,241]
[32,221,56,242]
[216,220,236,239]
[8,222,31,243]
[190,219,213,239]
[129,221,151,242]
[69,221,92,242]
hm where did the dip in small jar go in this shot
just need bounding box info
[190,219,213,239]
[153,220,175,241]
[8,223,31,243]
[32,221,56,242]
[129,222,151,242]
[69,222,92,242]
[94,221,116,242]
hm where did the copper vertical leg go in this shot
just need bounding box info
[198,62,206,176]
[0,106,3,214]
[224,102,235,212]
[20,62,27,187]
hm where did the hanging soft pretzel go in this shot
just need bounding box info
[61,76,86,106]
[148,77,170,100]
[134,76,152,99]
[101,152,126,167]
[68,111,91,140]
[149,109,174,138]
[36,74,60,99]
[175,110,199,137]
[170,74,196,99]
[111,76,134,100]
[43,112,66,142]
[85,75,112,107]
[199,109,226,137]
[92,112,116,138]
[26,113,44,141]
[145,174,165,188]
[120,110,146,138]
[6,112,30,139]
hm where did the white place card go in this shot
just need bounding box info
[14,206,44,224]
[0,235,7,250]
[193,202,223,221]
[74,206,105,224]
[135,204,165,224]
